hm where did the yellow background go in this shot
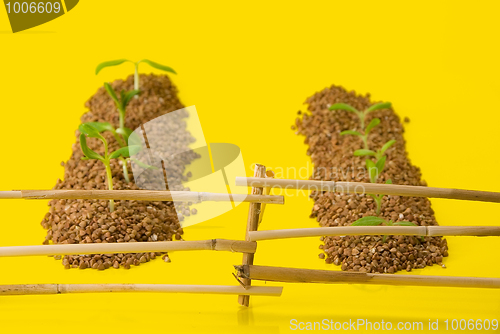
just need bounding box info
[1,1,500,333]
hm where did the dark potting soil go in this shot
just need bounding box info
[40,74,195,270]
[294,85,448,274]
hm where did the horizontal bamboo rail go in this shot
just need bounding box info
[235,177,500,203]
[249,226,500,241]
[0,284,283,296]
[0,190,284,204]
[235,265,500,289]
[0,239,256,257]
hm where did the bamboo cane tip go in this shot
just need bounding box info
[0,191,22,199]
[234,177,247,186]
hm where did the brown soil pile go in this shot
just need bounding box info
[40,74,191,270]
[294,85,448,274]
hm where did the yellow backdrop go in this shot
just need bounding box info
[1,1,499,333]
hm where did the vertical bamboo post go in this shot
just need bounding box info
[238,164,266,307]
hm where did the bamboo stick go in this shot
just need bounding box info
[238,164,266,307]
[235,177,500,203]
[0,190,284,205]
[236,265,500,289]
[0,284,283,296]
[248,226,500,241]
[425,226,500,236]
[258,170,275,226]
[0,239,256,257]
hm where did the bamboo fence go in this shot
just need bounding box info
[0,283,282,296]
[235,177,500,203]
[2,167,500,303]
[238,164,266,307]
[249,226,500,241]
[0,190,284,204]
[0,239,256,257]
[235,265,500,289]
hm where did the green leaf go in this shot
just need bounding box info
[122,90,140,107]
[109,145,142,159]
[382,235,388,243]
[340,130,363,136]
[79,134,104,161]
[352,216,387,226]
[80,122,114,134]
[354,149,376,157]
[393,221,418,226]
[365,118,381,133]
[366,159,378,183]
[385,179,392,184]
[364,102,391,114]
[95,59,130,75]
[328,103,358,113]
[375,156,386,174]
[104,82,120,107]
[80,124,106,142]
[380,139,396,155]
[139,59,177,74]
[365,159,376,169]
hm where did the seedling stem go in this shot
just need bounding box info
[104,164,115,212]
[79,124,140,212]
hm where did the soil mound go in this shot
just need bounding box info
[295,85,448,273]
[41,74,192,270]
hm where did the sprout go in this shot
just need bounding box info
[80,82,156,183]
[80,121,125,147]
[353,139,396,162]
[79,121,131,183]
[341,117,381,149]
[79,121,157,183]
[79,124,140,212]
[351,216,417,243]
[357,139,396,215]
[332,102,396,215]
[103,83,139,138]
[96,59,176,92]
[330,102,391,130]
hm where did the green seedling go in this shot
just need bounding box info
[79,124,140,212]
[96,59,176,92]
[353,139,396,162]
[354,139,396,215]
[329,102,391,130]
[79,121,157,183]
[80,121,126,147]
[351,216,418,243]
[79,121,131,182]
[329,102,396,215]
[340,117,381,149]
[331,101,396,215]
[104,82,139,139]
